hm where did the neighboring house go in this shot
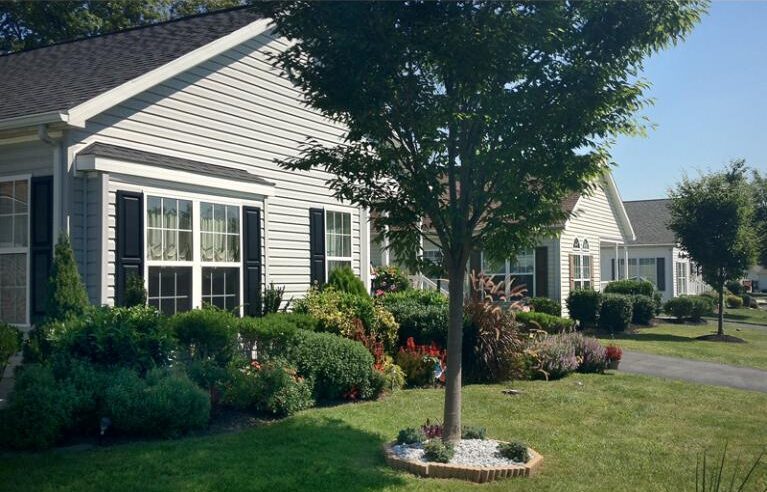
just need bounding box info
[373,173,636,315]
[0,9,371,328]
[745,265,767,293]
[600,198,707,302]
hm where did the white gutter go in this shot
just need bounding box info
[0,111,73,131]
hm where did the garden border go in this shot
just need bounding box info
[383,442,543,483]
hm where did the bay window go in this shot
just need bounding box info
[326,210,352,275]
[0,178,29,324]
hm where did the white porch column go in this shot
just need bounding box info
[614,241,619,280]
[381,225,390,266]
[360,206,371,290]
[624,246,629,278]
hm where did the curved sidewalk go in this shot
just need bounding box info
[620,350,767,393]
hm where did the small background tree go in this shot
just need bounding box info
[46,233,90,322]
[123,272,147,308]
[751,170,767,270]
[668,160,757,338]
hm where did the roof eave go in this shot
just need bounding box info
[0,110,73,131]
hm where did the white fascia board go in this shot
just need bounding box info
[0,111,70,131]
[603,172,636,242]
[66,18,272,126]
[76,154,275,197]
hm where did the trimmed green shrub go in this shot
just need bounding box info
[46,233,90,322]
[379,289,448,346]
[689,295,715,321]
[123,272,147,308]
[252,363,314,416]
[0,365,78,450]
[264,312,319,332]
[566,289,602,327]
[529,297,562,317]
[462,425,487,440]
[630,294,656,325]
[726,294,744,308]
[294,287,399,348]
[326,266,367,296]
[598,294,633,332]
[0,322,22,372]
[167,307,238,364]
[664,296,694,320]
[52,305,174,373]
[372,265,411,295]
[515,311,574,334]
[726,280,744,296]
[237,315,298,361]
[396,427,425,444]
[105,368,210,438]
[498,441,530,463]
[423,440,454,463]
[281,330,379,401]
[742,294,757,309]
[604,279,655,297]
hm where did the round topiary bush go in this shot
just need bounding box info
[664,296,694,320]
[598,294,633,332]
[630,294,656,325]
[566,290,602,328]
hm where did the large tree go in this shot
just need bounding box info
[260,1,704,442]
[0,0,244,53]
[668,161,757,337]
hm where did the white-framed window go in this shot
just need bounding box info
[480,250,535,296]
[675,262,688,296]
[145,193,245,316]
[0,177,29,325]
[572,238,591,290]
[325,210,352,276]
[618,257,657,286]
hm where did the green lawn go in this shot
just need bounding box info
[1,374,766,491]
[714,306,767,325]
[603,323,767,370]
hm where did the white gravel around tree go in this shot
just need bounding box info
[392,439,527,467]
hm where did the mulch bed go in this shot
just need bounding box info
[695,334,747,343]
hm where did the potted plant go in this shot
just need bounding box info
[605,344,623,370]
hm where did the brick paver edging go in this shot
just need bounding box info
[383,442,543,483]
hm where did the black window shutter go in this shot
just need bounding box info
[116,191,143,306]
[243,206,263,317]
[611,259,615,281]
[656,257,666,291]
[309,208,325,286]
[30,176,53,324]
[535,246,548,297]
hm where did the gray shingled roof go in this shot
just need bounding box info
[0,8,262,122]
[79,142,273,186]
[623,199,676,245]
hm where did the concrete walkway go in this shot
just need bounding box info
[620,350,767,393]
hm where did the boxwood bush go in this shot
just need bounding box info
[566,289,602,328]
[515,311,573,334]
[166,307,238,365]
[689,295,715,321]
[630,294,656,325]
[529,297,562,317]
[326,266,367,296]
[604,279,655,297]
[598,294,633,332]
[105,368,210,438]
[378,289,448,346]
[0,322,22,373]
[664,296,694,320]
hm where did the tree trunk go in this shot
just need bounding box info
[442,262,465,443]
[717,285,725,337]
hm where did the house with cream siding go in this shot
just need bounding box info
[599,198,707,302]
[0,9,370,327]
[373,173,636,316]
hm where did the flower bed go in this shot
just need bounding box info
[383,440,543,483]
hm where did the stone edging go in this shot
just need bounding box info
[383,442,543,483]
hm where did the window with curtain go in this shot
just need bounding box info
[618,257,657,286]
[0,179,28,324]
[201,202,241,312]
[146,196,193,316]
[572,238,591,290]
[326,211,352,274]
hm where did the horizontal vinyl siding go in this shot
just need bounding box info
[70,174,105,304]
[560,183,624,316]
[71,31,360,302]
[0,140,52,177]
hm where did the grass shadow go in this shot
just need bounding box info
[0,415,406,492]
[612,333,696,343]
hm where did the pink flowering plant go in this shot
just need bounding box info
[372,266,411,296]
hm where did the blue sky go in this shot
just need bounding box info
[611,1,767,201]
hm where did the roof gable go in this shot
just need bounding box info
[0,8,266,127]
